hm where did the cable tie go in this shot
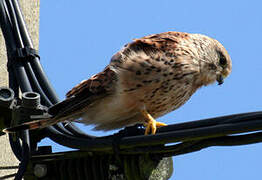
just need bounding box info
[12,47,40,60]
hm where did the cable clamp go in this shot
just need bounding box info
[13,47,40,60]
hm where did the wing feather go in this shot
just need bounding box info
[48,66,117,116]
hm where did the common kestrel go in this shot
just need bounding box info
[4,31,232,135]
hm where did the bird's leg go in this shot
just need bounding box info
[141,109,167,135]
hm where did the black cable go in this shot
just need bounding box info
[29,58,60,104]
[62,122,96,138]
[118,115,262,149]
[4,0,23,47]
[4,0,32,92]
[10,0,60,106]
[8,67,19,96]
[39,112,262,152]
[11,0,33,47]
[159,131,262,157]
[14,131,30,180]
[23,61,52,105]
[13,62,33,92]
[52,124,75,136]
[0,1,16,51]
[158,111,262,133]
[12,0,60,104]
[8,134,22,161]
[0,1,32,180]
[44,126,112,151]
[0,0,22,161]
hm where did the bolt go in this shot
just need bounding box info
[34,164,47,178]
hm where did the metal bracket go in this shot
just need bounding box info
[0,87,49,134]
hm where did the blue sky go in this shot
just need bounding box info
[39,1,262,179]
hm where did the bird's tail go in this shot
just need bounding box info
[3,118,55,133]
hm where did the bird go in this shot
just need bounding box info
[3,31,232,135]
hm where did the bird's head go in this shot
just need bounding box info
[192,34,232,87]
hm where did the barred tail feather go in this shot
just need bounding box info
[3,118,54,133]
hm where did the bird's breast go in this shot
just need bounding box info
[118,70,196,118]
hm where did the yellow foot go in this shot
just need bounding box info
[141,109,167,135]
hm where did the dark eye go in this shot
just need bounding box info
[219,52,227,67]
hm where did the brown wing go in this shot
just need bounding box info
[66,66,116,98]
[111,32,190,65]
[130,31,189,51]
[48,66,117,117]
[109,31,191,77]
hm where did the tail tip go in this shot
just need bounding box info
[2,124,31,133]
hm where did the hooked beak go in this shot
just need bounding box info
[216,74,224,85]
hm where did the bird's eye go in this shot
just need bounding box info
[219,52,227,67]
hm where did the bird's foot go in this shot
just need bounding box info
[141,109,167,135]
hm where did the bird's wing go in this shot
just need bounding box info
[130,31,187,51]
[66,66,116,98]
[48,66,117,118]
[112,31,189,67]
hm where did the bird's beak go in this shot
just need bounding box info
[216,74,224,85]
